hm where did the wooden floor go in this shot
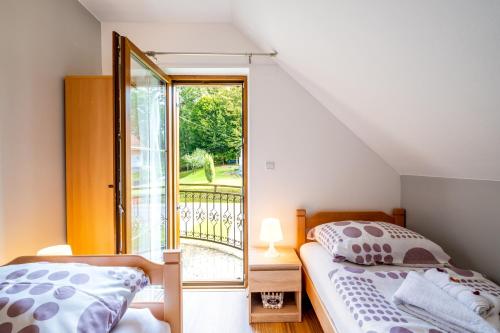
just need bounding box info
[184,290,323,333]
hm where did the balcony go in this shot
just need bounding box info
[130,182,244,282]
[179,185,244,282]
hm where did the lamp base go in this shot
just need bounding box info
[264,242,280,258]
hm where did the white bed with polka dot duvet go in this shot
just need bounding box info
[301,242,500,333]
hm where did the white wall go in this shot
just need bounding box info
[402,176,500,283]
[248,65,400,246]
[0,0,102,263]
[101,22,401,247]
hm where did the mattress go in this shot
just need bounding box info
[112,308,171,333]
[300,242,363,333]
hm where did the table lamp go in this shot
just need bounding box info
[260,218,283,258]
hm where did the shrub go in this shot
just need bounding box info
[191,149,207,169]
[180,148,208,171]
[204,154,216,183]
[180,154,194,171]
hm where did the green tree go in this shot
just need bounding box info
[204,154,215,183]
[178,86,205,157]
[179,86,242,164]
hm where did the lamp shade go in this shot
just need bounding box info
[37,244,73,256]
[259,218,283,243]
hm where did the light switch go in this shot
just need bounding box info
[265,161,275,170]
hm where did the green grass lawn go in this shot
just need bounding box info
[180,165,242,195]
[180,165,242,186]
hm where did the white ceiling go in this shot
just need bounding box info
[80,0,500,181]
[233,0,500,181]
[79,0,232,23]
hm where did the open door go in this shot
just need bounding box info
[112,33,247,287]
[113,32,176,261]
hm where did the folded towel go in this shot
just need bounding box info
[424,268,493,317]
[483,293,500,329]
[393,271,498,333]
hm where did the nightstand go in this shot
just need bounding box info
[248,247,302,323]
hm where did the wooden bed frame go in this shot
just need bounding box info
[296,208,406,333]
[6,250,182,333]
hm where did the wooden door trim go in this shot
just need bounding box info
[171,75,248,288]
[125,39,172,84]
[113,32,126,254]
[169,75,247,84]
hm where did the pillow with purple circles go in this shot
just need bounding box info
[0,262,149,333]
[308,220,450,266]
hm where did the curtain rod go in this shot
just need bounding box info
[144,50,278,64]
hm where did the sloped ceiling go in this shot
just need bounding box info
[233,0,500,181]
[79,0,232,23]
[80,0,500,181]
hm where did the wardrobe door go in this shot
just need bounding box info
[65,76,116,255]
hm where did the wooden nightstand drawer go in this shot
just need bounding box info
[249,269,301,292]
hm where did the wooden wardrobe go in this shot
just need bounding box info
[65,76,116,255]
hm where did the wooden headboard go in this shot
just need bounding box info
[296,208,406,250]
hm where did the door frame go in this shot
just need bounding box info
[171,75,248,288]
[113,32,176,255]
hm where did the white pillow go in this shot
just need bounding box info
[0,262,149,333]
[309,220,450,266]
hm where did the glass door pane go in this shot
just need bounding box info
[113,32,173,262]
[129,55,168,262]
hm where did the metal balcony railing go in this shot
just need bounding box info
[179,184,244,250]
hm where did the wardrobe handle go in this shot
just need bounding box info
[108,184,114,188]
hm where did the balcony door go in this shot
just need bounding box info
[113,34,248,287]
[113,32,175,262]
[172,76,247,286]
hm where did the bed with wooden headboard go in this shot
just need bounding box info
[5,250,182,333]
[296,208,405,333]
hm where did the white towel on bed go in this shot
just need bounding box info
[393,271,498,333]
[424,268,494,318]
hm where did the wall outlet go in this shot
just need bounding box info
[266,161,275,170]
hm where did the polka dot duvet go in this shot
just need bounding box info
[0,262,149,333]
[329,264,500,333]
